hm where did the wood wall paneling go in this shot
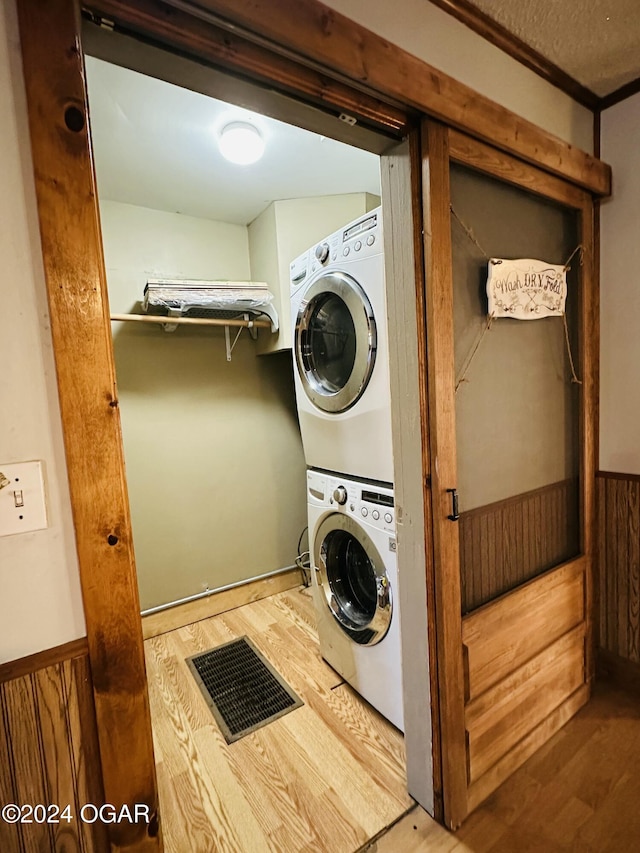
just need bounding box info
[85,0,611,195]
[0,701,21,853]
[0,638,88,685]
[459,479,580,613]
[597,649,640,697]
[0,651,108,853]
[16,1,160,848]
[597,474,640,665]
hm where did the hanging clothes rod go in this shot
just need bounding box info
[110,313,271,329]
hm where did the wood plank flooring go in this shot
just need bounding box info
[144,587,413,853]
[147,587,640,852]
[369,682,640,852]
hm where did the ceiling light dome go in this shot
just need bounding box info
[219,121,265,165]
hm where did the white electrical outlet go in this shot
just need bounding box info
[0,460,48,537]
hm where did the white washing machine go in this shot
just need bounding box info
[290,207,394,484]
[307,468,404,731]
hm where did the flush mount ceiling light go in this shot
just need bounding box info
[218,121,265,165]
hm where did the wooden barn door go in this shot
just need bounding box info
[423,120,597,828]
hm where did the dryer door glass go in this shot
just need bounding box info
[296,271,376,413]
[306,292,356,392]
[314,514,392,646]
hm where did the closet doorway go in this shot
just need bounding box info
[79,22,428,849]
[67,6,434,840]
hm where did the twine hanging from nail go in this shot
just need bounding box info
[450,205,492,260]
[451,206,584,389]
[563,313,582,384]
[562,244,583,384]
[455,313,494,392]
[563,244,584,271]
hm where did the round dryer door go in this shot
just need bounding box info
[295,272,377,413]
[314,513,392,646]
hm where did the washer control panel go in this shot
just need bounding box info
[307,469,394,532]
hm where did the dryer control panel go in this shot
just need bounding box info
[311,208,383,274]
[290,251,309,292]
[290,207,384,289]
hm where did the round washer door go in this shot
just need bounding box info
[313,513,392,646]
[295,271,377,413]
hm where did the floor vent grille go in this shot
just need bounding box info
[187,636,303,743]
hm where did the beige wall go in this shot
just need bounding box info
[0,0,85,663]
[1,0,596,661]
[324,0,593,152]
[101,201,307,610]
[600,94,640,475]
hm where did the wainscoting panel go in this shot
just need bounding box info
[0,643,107,853]
[597,473,640,666]
[460,478,580,613]
[462,560,588,810]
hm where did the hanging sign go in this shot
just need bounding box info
[486,258,567,319]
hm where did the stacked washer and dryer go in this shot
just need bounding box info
[290,208,404,731]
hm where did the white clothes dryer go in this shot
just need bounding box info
[307,468,404,731]
[290,207,394,484]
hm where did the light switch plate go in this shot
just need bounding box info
[0,460,48,537]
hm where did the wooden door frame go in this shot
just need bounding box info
[15,0,605,848]
[422,119,598,827]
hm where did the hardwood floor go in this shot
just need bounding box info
[146,587,640,852]
[370,682,640,852]
[144,586,413,852]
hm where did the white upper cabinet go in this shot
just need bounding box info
[248,192,380,354]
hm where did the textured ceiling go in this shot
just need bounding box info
[464,0,640,96]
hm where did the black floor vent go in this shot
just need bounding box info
[187,636,303,743]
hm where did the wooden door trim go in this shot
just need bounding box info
[580,195,598,681]
[410,130,445,822]
[111,0,611,196]
[16,1,160,850]
[448,128,589,209]
[82,0,410,138]
[421,119,468,829]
